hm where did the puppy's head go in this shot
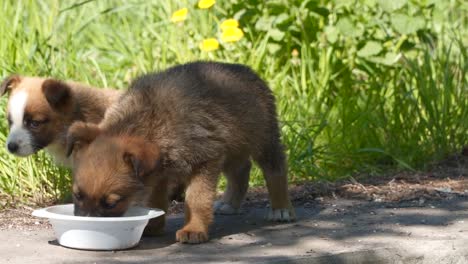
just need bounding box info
[1,75,74,156]
[66,122,161,217]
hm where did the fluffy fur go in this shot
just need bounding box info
[67,61,295,244]
[0,76,121,165]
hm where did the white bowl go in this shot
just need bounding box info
[32,204,164,250]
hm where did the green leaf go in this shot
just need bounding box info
[377,0,407,12]
[374,28,387,40]
[273,13,289,25]
[269,28,285,41]
[369,52,401,65]
[267,43,281,54]
[391,14,425,34]
[363,0,377,7]
[324,26,338,43]
[357,41,383,57]
[336,17,362,37]
[255,16,273,32]
[335,0,355,8]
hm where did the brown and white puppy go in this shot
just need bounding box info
[0,75,121,166]
[67,61,296,244]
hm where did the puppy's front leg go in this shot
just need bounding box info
[176,167,218,244]
[143,178,169,236]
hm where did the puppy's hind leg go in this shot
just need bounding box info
[214,159,251,215]
[254,142,296,222]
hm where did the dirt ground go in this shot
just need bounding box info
[1,154,466,231]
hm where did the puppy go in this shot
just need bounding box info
[0,76,121,166]
[67,61,296,244]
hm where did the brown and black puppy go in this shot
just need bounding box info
[67,61,296,244]
[0,76,121,166]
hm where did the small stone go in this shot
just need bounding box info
[435,187,452,193]
[418,198,425,206]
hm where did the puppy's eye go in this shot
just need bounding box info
[25,119,48,129]
[29,120,41,129]
[102,201,118,210]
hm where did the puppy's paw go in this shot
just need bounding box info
[176,228,209,244]
[213,200,240,215]
[266,207,296,222]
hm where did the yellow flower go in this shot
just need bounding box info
[221,27,244,42]
[171,8,188,23]
[198,0,215,9]
[199,38,219,51]
[220,19,239,31]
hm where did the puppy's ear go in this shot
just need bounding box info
[122,137,160,183]
[42,79,73,111]
[1,75,21,96]
[66,122,101,157]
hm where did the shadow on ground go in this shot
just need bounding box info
[3,155,467,263]
[4,193,468,263]
[70,194,468,263]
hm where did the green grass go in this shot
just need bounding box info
[0,0,466,205]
